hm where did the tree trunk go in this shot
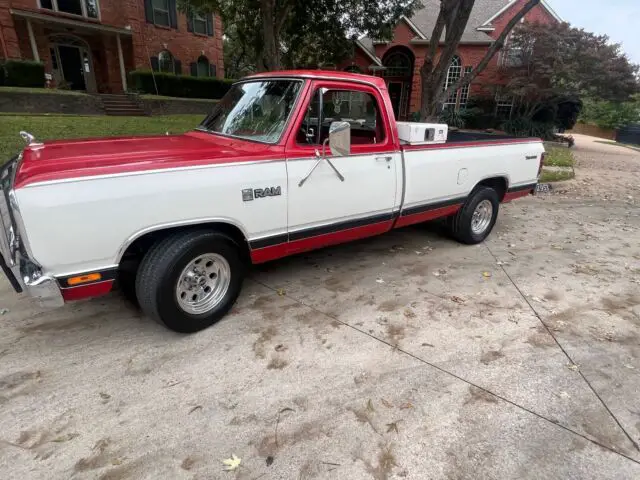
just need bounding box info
[259,0,281,71]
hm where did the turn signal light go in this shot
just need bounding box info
[67,273,102,286]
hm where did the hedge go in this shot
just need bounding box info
[128,70,235,99]
[1,60,45,88]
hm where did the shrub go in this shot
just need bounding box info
[439,108,466,128]
[2,60,45,88]
[128,70,235,99]
[501,117,556,140]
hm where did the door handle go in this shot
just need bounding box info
[376,156,392,163]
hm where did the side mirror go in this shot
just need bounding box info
[328,121,351,156]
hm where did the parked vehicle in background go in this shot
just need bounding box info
[0,71,544,333]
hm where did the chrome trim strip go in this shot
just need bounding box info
[21,158,286,188]
[115,217,251,264]
[285,151,398,163]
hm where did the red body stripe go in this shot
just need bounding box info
[60,280,114,302]
[251,220,393,263]
[394,204,462,229]
[503,190,533,202]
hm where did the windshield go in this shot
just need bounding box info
[199,80,302,143]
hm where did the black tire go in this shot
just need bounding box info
[135,230,245,333]
[448,186,500,245]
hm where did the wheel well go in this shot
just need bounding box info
[118,223,251,274]
[476,177,508,201]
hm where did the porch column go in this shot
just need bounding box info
[116,34,127,92]
[26,19,40,62]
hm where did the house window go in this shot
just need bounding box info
[382,52,412,77]
[158,50,175,73]
[496,93,514,119]
[192,12,207,35]
[40,0,99,19]
[458,66,473,107]
[197,55,210,76]
[443,56,462,111]
[152,0,171,26]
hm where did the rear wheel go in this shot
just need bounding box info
[448,186,500,244]
[135,231,245,333]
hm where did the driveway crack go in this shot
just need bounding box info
[484,243,640,454]
[251,276,640,466]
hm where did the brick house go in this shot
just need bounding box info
[0,0,224,93]
[340,0,561,119]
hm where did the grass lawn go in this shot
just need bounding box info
[539,146,575,183]
[0,86,87,96]
[0,114,204,160]
[595,140,640,153]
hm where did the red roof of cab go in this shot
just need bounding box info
[244,70,387,89]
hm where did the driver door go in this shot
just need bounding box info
[285,80,400,255]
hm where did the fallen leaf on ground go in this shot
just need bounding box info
[567,364,579,371]
[222,454,241,471]
[403,308,416,318]
[188,405,203,414]
[381,398,393,408]
[52,433,79,443]
[399,402,413,410]
[451,296,465,304]
[482,271,492,278]
[276,289,286,296]
[386,421,401,433]
[366,399,375,412]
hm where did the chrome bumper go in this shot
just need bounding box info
[0,155,64,308]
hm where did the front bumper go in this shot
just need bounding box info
[0,155,64,308]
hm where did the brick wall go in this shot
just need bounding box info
[1,0,224,93]
[338,2,559,116]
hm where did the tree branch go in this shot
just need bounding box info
[441,0,541,102]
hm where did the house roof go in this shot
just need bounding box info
[358,0,563,56]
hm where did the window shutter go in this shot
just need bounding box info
[144,0,153,23]
[190,62,197,76]
[150,56,159,72]
[206,14,214,37]
[169,0,178,29]
[209,64,216,77]
[174,60,182,75]
[187,8,193,32]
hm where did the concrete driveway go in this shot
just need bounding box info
[1,135,640,479]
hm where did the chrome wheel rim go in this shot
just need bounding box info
[175,253,231,315]
[471,199,493,235]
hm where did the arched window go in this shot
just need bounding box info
[443,55,462,111]
[197,55,210,77]
[344,65,363,74]
[383,51,412,77]
[158,50,175,73]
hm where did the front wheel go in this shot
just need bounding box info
[448,186,500,245]
[135,231,245,333]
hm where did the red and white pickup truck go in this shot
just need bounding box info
[1,70,543,332]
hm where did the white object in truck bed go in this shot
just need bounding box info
[396,122,448,145]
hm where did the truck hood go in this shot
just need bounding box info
[14,131,284,188]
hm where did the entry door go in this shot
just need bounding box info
[387,81,403,120]
[286,82,399,250]
[58,45,86,91]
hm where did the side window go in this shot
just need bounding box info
[297,88,385,146]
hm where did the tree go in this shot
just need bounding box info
[500,22,640,120]
[579,95,640,130]
[419,0,543,120]
[182,0,418,72]
[223,23,256,79]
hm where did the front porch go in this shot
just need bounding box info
[10,8,133,94]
